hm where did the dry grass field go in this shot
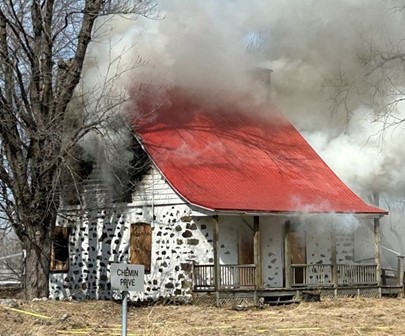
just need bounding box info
[1,296,404,335]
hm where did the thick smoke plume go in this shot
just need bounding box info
[79,1,405,262]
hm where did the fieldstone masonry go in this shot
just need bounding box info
[49,204,214,302]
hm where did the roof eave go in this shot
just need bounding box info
[142,155,388,220]
[188,205,387,219]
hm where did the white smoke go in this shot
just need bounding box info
[112,0,405,199]
[78,0,405,261]
[79,1,405,189]
[303,105,405,195]
[80,0,405,192]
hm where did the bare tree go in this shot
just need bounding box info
[329,13,405,130]
[0,0,156,299]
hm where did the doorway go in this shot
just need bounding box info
[289,228,306,285]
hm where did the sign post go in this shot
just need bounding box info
[121,290,128,335]
[111,263,144,336]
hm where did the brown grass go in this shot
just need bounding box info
[0,297,404,335]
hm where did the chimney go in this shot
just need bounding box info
[248,66,273,102]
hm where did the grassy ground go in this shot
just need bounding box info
[1,296,405,335]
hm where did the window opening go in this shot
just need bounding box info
[50,227,69,272]
[130,223,152,274]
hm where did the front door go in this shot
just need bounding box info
[238,232,254,265]
[237,227,255,287]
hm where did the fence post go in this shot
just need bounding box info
[190,260,196,291]
[284,221,291,289]
[397,256,404,291]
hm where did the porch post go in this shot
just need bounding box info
[373,193,382,289]
[253,216,262,290]
[284,221,292,289]
[374,218,382,287]
[331,228,338,289]
[212,215,221,306]
[397,256,404,290]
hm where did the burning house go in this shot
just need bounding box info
[49,85,404,305]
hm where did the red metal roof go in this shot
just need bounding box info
[132,87,386,215]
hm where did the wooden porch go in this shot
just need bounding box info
[192,262,405,304]
[193,262,405,289]
[193,214,403,306]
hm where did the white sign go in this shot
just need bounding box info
[111,263,145,291]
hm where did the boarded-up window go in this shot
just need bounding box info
[130,223,152,273]
[50,227,69,272]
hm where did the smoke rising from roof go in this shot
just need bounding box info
[78,0,405,198]
[149,0,405,199]
[76,0,405,265]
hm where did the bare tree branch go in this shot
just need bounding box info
[0,0,157,299]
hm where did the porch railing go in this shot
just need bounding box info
[193,264,255,290]
[193,264,214,290]
[291,264,378,287]
[291,264,333,286]
[338,264,377,285]
[221,264,255,288]
[194,263,379,290]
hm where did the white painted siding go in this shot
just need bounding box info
[131,166,185,206]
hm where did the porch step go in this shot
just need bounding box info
[262,294,298,306]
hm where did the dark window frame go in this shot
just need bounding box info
[50,226,70,273]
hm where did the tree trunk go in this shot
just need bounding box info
[22,224,53,300]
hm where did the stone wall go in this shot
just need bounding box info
[49,204,215,302]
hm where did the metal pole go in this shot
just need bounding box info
[121,291,128,336]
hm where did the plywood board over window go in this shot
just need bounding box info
[50,227,69,272]
[130,223,152,273]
